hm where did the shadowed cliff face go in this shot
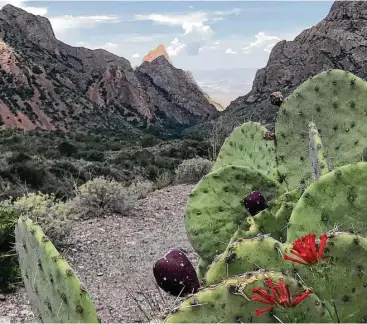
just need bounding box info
[0,5,217,136]
[185,0,367,139]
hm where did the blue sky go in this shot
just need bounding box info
[0,1,334,104]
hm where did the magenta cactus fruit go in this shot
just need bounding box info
[243,191,268,215]
[153,249,200,297]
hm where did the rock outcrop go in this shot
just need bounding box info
[143,44,172,64]
[0,5,218,136]
[186,1,367,138]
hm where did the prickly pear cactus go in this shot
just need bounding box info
[275,69,367,189]
[165,271,331,323]
[212,122,278,180]
[184,165,285,263]
[14,217,100,323]
[204,236,289,286]
[287,162,367,241]
[196,257,210,283]
[161,69,367,323]
[308,121,329,179]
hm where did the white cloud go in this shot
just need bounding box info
[50,15,120,35]
[122,34,167,43]
[213,8,242,16]
[133,8,243,57]
[198,45,217,53]
[74,41,119,54]
[212,17,225,22]
[132,53,141,58]
[134,12,213,40]
[225,48,236,54]
[0,0,48,16]
[242,32,281,54]
[102,42,118,50]
[166,37,186,56]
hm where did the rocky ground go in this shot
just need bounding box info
[0,184,196,323]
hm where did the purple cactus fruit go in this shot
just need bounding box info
[153,248,200,297]
[243,191,268,215]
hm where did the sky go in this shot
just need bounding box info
[0,1,334,105]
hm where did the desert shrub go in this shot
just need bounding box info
[7,161,46,189]
[78,150,105,162]
[67,177,153,219]
[174,157,213,184]
[58,141,77,157]
[145,165,160,181]
[153,156,179,170]
[154,171,174,189]
[141,135,160,148]
[6,152,31,164]
[0,192,72,248]
[0,204,19,293]
[0,193,71,292]
[127,180,154,200]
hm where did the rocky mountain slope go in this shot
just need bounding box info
[143,44,172,64]
[0,5,218,137]
[142,44,223,112]
[186,0,367,138]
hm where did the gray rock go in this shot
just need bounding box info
[187,1,367,138]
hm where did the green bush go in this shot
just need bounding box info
[174,157,213,184]
[58,141,77,157]
[0,193,72,293]
[79,150,105,162]
[67,177,153,219]
[0,192,72,248]
[7,161,46,189]
[0,205,18,294]
[6,152,31,164]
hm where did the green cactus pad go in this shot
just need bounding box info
[196,257,210,283]
[275,69,367,189]
[212,122,278,180]
[184,165,285,263]
[14,217,99,323]
[308,121,329,179]
[165,271,331,323]
[287,162,367,241]
[291,232,367,323]
[205,236,291,286]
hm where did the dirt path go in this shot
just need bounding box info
[0,184,197,323]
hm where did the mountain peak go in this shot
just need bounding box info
[143,44,172,64]
[0,4,56,46]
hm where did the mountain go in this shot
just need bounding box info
[0,5,218,137]
[141,44,224,112]
[186,0,367,138]
[143,44,172,64]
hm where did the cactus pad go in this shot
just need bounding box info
[212,122,278,180]
[275,69,367,189]
[14,217,99,323]
[196,257,210,283]
[205,236,290,286]
[184,165,285,263]
[287,162,367,241]
[165,271,331,323]
[284,232,367,323]
[308,121,329,179]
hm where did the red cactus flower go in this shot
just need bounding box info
[252,278,312,316]
[283,233,328,265]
